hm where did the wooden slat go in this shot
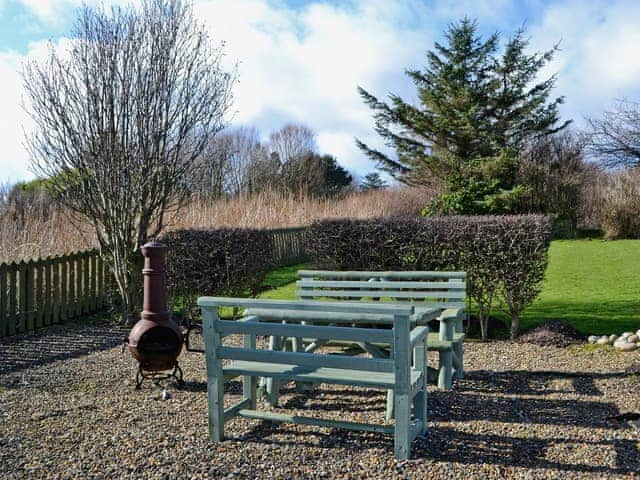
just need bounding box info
[237,409,395,434]
[244,308,398,325]
[217,319,393,343]
[218,347,395,373]
[296,289,466,300]
[90,253,97,311]
[35,261,43,328]
[17,261,27,334]
[224,361,422,389]
[25,260,35,332]
[96,254,104,308]
[43,257,52,326]
[0,264,7,337]
[297,280,465,290]
[298,270,466,280]
[82,252,90,314]
[52,258,60,324]
[60,257,67,322]
[198,297,413,315]
[68,254,76,319]
[7,263,17,336]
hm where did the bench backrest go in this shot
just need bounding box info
[297,270,467,310]
[198,297,417,375]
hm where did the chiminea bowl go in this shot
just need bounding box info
[128,318,183,372]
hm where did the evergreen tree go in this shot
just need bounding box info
[360,172,388,191]
[356,18,570,214]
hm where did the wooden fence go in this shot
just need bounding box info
[267,227,309,266]
[0,249,109,339]
[0,227,309,338]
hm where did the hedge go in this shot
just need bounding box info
[160,228,274,319]
[306,215,553,338]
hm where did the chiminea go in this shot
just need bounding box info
[126,241,184,389]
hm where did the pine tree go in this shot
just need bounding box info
[356,18,570,214]
[360,172,387,191]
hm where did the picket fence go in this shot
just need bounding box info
[0,227,309,338]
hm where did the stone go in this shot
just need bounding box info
[596,336,610,345]
[613,339,628,349]
[627,334,639,343]
[588,335,599,344]
[622,332,633,338]
[616,342,638,352]
[609,334,619,343]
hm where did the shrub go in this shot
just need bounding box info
[307,215,552,339]
[599,170,640,239]
[160,228,273,320]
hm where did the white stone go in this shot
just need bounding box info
[588,335,599,344]
[627,334,639,343]
[616,342,638,352]
[614,339,628,349]
[609,335,619,344]
[622,332,633,338]
[596,337,610,345]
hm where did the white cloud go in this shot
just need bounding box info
[2,0,640,182]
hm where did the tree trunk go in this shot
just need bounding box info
[510,314,520,340]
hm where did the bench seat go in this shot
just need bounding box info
[426,332,466,351]
[225,360,423,389]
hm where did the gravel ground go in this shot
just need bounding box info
[0,321,639,479]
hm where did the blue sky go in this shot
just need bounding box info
[1,0,640,183]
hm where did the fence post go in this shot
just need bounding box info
[60,256,68,322]
[7,263,17,336]
[90,252,97,311]
[35,260,43,328]
[97,254,104,308]
[18,261,27,334]
[43,257,52,326]
[52,257,60,324]
[26,260,35,332]
[82,252,90,314]
[0,264,7,337]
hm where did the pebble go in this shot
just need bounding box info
[2,322,640,479]
[596,336,610,345]
[616,342,638,352]
[587,335,598,344]
[627,334,639,343]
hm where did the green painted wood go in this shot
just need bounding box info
[202,306,224,441]
[224,360,422,389]
[237,409,395,435]
[17,261,27,334]
[410,326,429,348]
[296,289,466,300]
[223,398,252,422]
[392,312,412,460]
[218,347,395,373]
[25,261,35,332]
[298,270,466,280]
[7,263,17,336]
[242,328,257,410]
[297,280,466,290]
[217,319,394,343]
[35,262,44,328]
[0,264,7,337]
[199,297,414,315]
[244,308,398,325]
[60,259,67,322]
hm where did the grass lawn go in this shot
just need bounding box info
[258,240,640,336]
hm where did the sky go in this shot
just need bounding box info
[1,0,640,183]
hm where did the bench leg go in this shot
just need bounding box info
[266,335,281,406]
[453,342,464,379]
[438,350,453,390]
[393,392,411,460]
[412,343,427,435]
[386,389,394,420]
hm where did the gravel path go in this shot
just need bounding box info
[0,322,639,479]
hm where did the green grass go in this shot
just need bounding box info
[521,239,640,335]
[258,241,640,335]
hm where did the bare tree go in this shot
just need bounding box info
[269,123,317,165]
[586,99,640,168]
[23,0,235,322]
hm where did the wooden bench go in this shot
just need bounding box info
[296,270,466,390]
[198,297,429,460]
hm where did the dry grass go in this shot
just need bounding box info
[0,187,433,263]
